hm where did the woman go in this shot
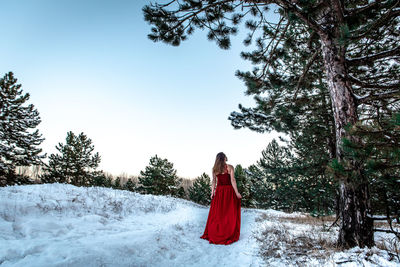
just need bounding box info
[200,152,242,245]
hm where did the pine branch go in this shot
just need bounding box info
[350,1,400,40]
[259,18,289,79]
[245,0,327,37]
[157,0,176,8]
[349,75,400,90]
[345,0,385,17]
[149,0,234,36]
[347,45,400,65]
[293,48,320,100]
[354,90,400,104]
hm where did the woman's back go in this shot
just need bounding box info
[216,165,232,186]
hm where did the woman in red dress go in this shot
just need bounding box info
[200,152,242,245]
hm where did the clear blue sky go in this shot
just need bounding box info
[0,0,279,178]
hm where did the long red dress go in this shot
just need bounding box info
[200,165,241,245]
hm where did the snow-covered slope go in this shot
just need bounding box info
[0,184,263,267]
[1,184,398,267]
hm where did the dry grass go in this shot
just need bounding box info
[277,214,336,226]
[374,220,400,228]
[373,219,400,259]
[255,223,338,265]
[255,212,400,265]
[255,212,336,227]
[376,236,400,261]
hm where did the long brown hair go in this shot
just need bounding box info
[213,152,227,175]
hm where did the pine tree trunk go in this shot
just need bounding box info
[320,36,374,248]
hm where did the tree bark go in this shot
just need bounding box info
[320,35,374,248]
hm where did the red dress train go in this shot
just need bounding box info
[200,166,241,245]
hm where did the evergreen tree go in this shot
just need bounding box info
[245,164,272,209]
[143,0,400,248]
[176,186,187,199]
[137,155,182,196]
[339,113,400,220]
[234,165,252,207]
[124,178,136,192]
[188,173,211,205]
[104,176,113,188]
[247,139,337,214]
[41,131,101,186]
[0,72,45,185]
[113,177,122,189]
[91,171,107,187]
[248,139,297,211]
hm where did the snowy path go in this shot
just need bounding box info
[0,184,264,267]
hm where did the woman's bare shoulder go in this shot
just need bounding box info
[227,164,234,170]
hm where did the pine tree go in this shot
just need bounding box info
[143,0,400,248]
[188,173,211,205]
[91,171,107,187]
[104,176,113,188]
[176,186,187,199]
[113,177,122,189]
[338,113,400,221]
[0,72,45,185]
[124,178,136,192]
[248,139,297,210]
[137,155,182,196]
[245,139,337,214]
[234,165,252,207]
[41,131,101,186]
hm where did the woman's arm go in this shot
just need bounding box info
[211,171,217,199]
[229,165,242,199]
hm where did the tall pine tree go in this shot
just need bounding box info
[137,155,183,197]
[42,131,101,186]
[0,72,45,185]
[143,0,399,248]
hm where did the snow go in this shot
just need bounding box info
[0,184,399,266]
[0,184,263,266]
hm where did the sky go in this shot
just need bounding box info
[0,0,279,179]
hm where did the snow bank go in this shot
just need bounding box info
[0,184,263,267]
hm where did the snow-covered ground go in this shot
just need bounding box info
[0,184,398,267]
